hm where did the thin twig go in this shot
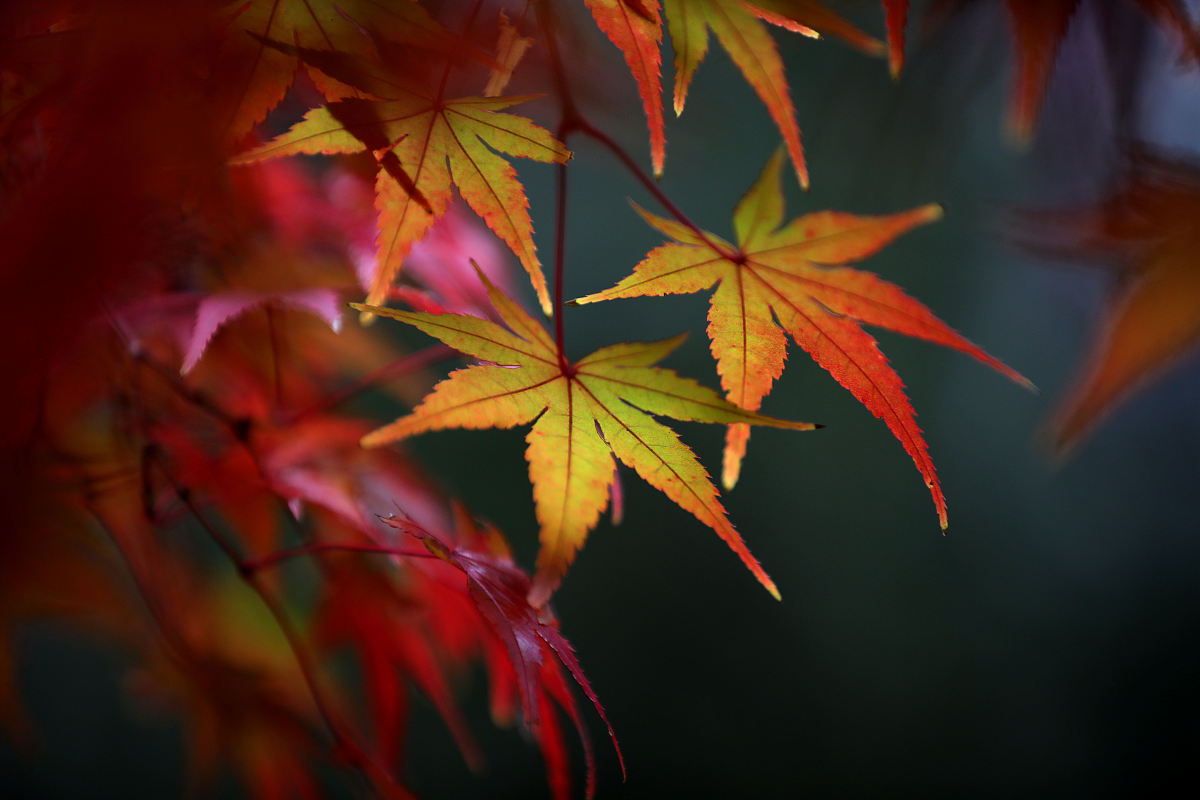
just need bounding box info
[536,0,579,365]
[576,120,740,260]
[533,1,737,270]
[283,343,457,425]
[157,462,347,754]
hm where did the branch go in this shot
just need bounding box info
[283,343,457,425]
[575,120,740,261]
[531,6,737,266]
[536,0,580,364]
[153,460,385,786]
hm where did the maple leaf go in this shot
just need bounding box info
[1016,150,1200,451]
[181,287,343,374]
[584,0,667,175]
[575,149,1030,527]
[586,0,894,179]
[233,45,570,317]
[663,0,813,188]
[382,513,623,798]
[313,558,481,770]
[216,0,462,141]
[355,266,817,602]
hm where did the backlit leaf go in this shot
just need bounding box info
[664,0,811,187]
[217,0,459,141]
[356,267,817,602]
[585,0,667,175]
[576,148,1030,526]
[233,59,569,317]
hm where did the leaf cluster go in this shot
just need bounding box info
[3,0,1197,798]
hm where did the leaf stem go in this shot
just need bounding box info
[531,3,736,266]
[575,120,739,260]
[552,149,570,367]
[536,0,581,367]
[133,350,241,429]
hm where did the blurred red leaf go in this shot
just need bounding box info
[382,513,625,798]
[1018,150,1200,451]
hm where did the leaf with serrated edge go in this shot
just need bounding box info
[218,0,459,141]
[234,76,569,317]
[664,0,810,188]
[357,267,817,603]
[585,0,667,176]
[576,148,1031,527]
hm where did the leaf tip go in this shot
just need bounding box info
[1004,115,1036,150]
[922,203,946,222]
[350,301,380,325]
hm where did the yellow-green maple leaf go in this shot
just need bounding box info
[355,268,817,603]
[233,73,568,317]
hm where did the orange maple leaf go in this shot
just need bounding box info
[233,47,569,317]
[354,267,817,603]
[584,0,667,175]
[575,149,1030,527]
[586,0,900,180]
[1019,150,1200,451]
